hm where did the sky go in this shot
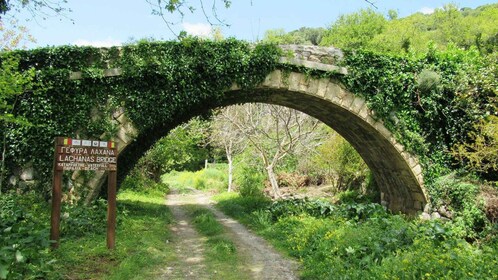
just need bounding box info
[13,0,498,49]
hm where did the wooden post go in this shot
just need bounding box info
[50,137,63,249]
[51,137,118,249]
[106,166,118,249]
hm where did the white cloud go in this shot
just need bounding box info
[182,22,212,37]
[419,7,435,15]
[73,38,122,48]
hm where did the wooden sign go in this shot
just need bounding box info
[50,137,118,250]
[55,138,117,171]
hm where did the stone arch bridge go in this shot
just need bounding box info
[12,44,428,215]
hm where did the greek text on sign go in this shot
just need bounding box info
[55,137,118,171]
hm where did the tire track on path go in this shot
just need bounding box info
[191,190,299,280]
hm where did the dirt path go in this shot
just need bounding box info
[160,190,209,279]
[162,189,299,280]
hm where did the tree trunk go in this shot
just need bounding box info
[266,164,280,198]
[227,155,233,192]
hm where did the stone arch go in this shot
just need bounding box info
[105,69,427,215]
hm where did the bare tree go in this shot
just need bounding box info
[209,107,246,192]
[0,0,71,22]
[217,103,323,198]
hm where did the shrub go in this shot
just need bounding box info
[236,166,265,197]
[370,235,498,279]
[0,192,57,279]
[432,174,488,239]
[60,199,108,237]
[121,170,169,193]
[161,167,228,192]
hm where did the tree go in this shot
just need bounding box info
[135,118,210,182]
[311,130,370,192]
[0,0,70,20]
[263,27,325,45]
[0,18,35,50]
[209,107,246,192]
[320,8,387,49]
[452,53,498,179]
[320,4,498,54]
[217,103,323,197]
[452,116,498,176]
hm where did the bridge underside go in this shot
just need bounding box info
[115,71,427,215]
[223,88,425,214]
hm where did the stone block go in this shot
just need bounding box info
[112,107,125,120]
[431,212,441,220]
[413,200,423,211]
[358,104,369,119]
[374,121,392,139]
[20,166,35,181]
[103,68,122,77]
[324,83,342,103]
[287,72,302,92]
[230,83,241,91]
[364,115,376,126]
[305,78,320,95]
[411,191,427,203]
[402,152,419,169]
[394,142,405,153]
[116,126,133,144]
[420,212,431,220]
[71,170,81,181]
[389,201,403,213]
[308,54,320,62]
[416,173,425,185]
[116,113,127,125]
[69,71,82,80]
[350,96,366,114]
[298,74,309,93]
[341,94,355,108]
[424,203,432,213]
[261,70,282,88]
[8,175,18,186]
[315,79,330,98]
[412,164,423,177]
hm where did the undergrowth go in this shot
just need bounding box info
[214,192,498,279]
[162,166,228,193]
[0,185,174,279]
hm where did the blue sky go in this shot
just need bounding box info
[16,0,498,48]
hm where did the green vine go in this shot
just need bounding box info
[1,39,494,206]
[0,38,281,196]
[338,46,494,201]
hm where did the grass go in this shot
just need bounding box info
[54,189,175,279]
[162,166,228,193]
[183,204,251,280]
[213,192,498,280]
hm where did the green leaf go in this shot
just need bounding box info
[345,246,355,254]
[15,250,24,263]
[0,264,8,279]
